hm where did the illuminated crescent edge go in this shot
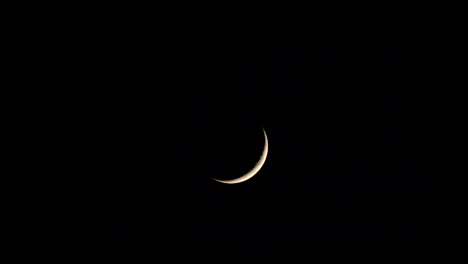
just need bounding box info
[212,128,268,184]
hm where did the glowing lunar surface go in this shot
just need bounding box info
[212,128,268,184]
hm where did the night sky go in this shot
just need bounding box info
[3,3,461,263]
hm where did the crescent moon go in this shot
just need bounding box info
[212,128,268,184]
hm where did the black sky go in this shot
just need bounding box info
[3,3,461,263]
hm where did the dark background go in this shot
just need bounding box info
[3,3,461,263]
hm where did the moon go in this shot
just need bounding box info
[212,128,268,184]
